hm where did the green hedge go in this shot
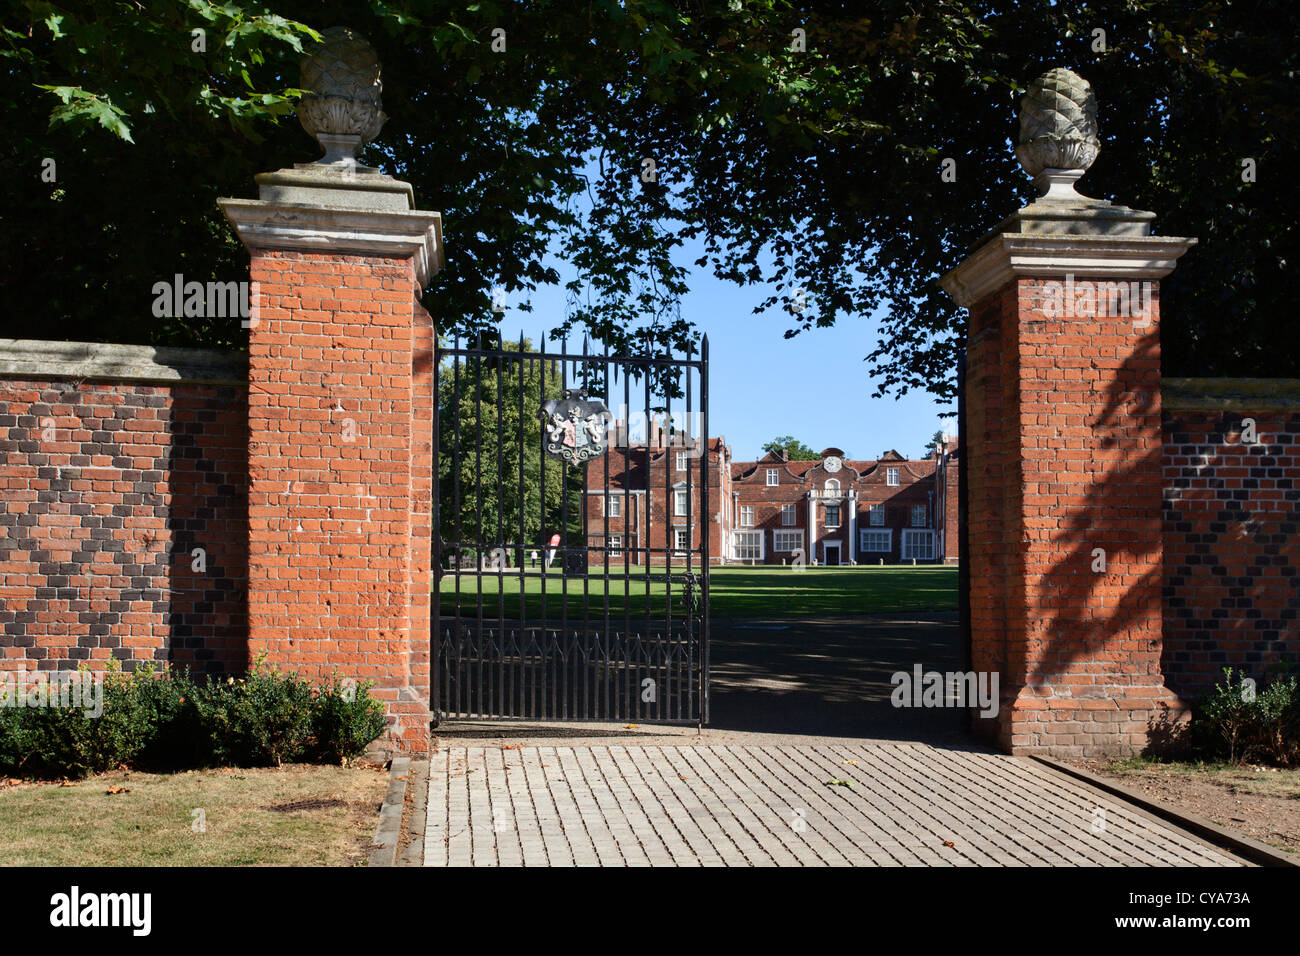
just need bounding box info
[0,662,388,779]
[1187,667,1300,767]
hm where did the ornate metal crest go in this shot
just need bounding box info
[540,389,613,464]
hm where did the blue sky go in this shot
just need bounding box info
[497,236,957,463]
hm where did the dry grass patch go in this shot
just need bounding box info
[0,762,388,866]
[1073,757,1300,856]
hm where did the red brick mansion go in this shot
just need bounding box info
[583,425,959,566]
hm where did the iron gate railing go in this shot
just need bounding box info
[432,332,710,724]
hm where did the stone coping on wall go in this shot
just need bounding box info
[1164,377,1300,412]
[0,339,247,387]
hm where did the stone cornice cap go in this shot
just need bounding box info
[939,232,1197,309]
[254,165,416,211]
[218,197,444,287]
[0,339,246,386]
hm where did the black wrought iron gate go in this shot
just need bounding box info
[432,332,710,725]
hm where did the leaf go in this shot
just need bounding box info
[824,779,853,788]
[37,86,134,142]
[105,785,130,794]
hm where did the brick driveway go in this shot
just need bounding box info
[423,742,1242,867]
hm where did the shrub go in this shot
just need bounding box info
[0,663,390,778]
[194,666,315,767]
[132,666,208,769]
[1189,667,1300,767]
[0,665,155,778]
[312,676,389,764]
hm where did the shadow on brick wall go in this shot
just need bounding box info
[164,386,249,675]
[1032,334,1166,700]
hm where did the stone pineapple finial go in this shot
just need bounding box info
[1015,67,1100,201]
[297,26,387,167]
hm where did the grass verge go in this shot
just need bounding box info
[0,762,388,866]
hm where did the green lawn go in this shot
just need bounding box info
[436,565,957,619]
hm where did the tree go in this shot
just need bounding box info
[762,435,820,460]
[436,338,581,566]
[923,430,947,457]
[5,1,1298,396]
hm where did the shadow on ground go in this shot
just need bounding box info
[707,613,966,742]
[434,612,972,748]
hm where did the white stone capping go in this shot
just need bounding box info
[940,233,1198,308]
[218,199,445,287]
[0,339,247,385]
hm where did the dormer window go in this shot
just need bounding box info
[766,469,779,486]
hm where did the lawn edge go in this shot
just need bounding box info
[368,756,410,867]
[396,758,429,867]
[1029,755,1298,868]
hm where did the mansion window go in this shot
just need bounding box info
[773,530,803,553]
[887,467,899,486]
[824,478,839,495]
[911,504,926,527]
[766,469,779,486]
[607,534,622,557]
[674,488,688,516]
[739,505,755,527]
[902,529,934,561]
[861,529,891,552]
[781,504,796,526]
[732,530,762,561]
[674,528,690,553]
[869,505,884,527]
[606,495,622,518]
[824,504,841,528]
[676,451,688,471]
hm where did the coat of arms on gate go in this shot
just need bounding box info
[540,389,612,464]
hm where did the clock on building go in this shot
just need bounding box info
[824,455,842,473]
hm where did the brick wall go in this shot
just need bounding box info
[1161,380,1300,698]
[0,342,248,674]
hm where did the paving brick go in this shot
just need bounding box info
[423,743,1242,867]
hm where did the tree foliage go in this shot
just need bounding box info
[4,0,1297,396]
[435,338,579,565]
[762,435,819,460]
